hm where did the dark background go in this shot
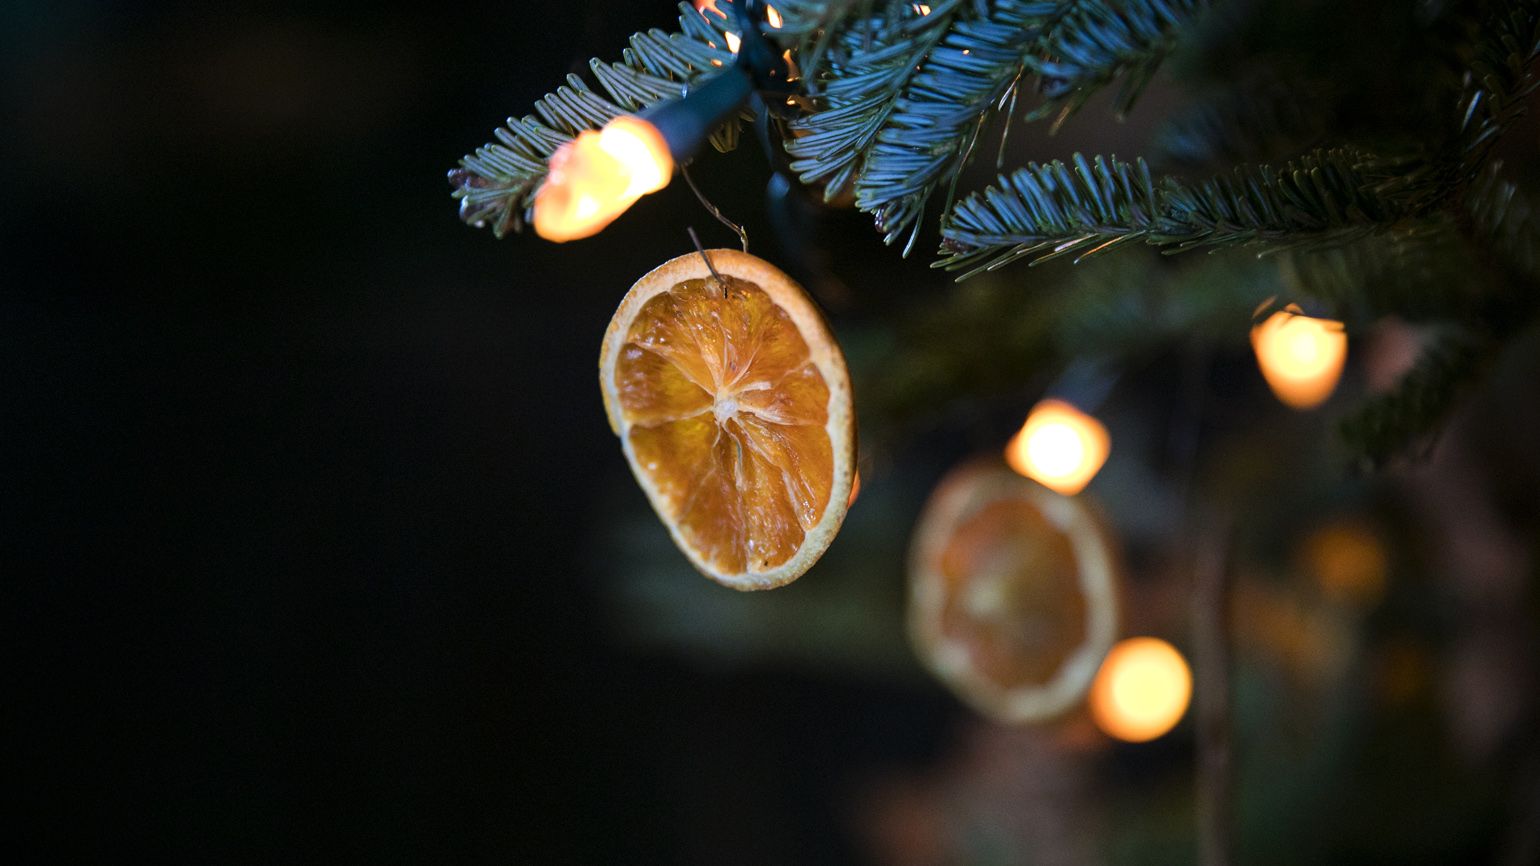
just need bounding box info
[6,0,946,861]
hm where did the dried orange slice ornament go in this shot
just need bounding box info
[909,461,1121,723]
[599,250,856,590]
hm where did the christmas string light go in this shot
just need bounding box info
[1005,399,1111,496]
[535,0,789,241]
[533,117,673,242]
[1251,305,1348,410]
[1089,637,1193,743]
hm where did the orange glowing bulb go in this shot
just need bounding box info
[1089,637,1192,743]
[1004,399,1110,495]
[1251,307,1347,410]
[533,116,674,242]
[697,1,775,49]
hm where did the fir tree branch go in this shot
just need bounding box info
[852,2,1062,252]
[449,3,741,238]
[1454,0,1540,179]
[789,1,1076,253]
[759,0,866,81]
[1340,332,1485,469]
[1280,227,1482,325]
[1464,159,1540,283]
[937,149,1415,277]
[861,252,1275,444]
[1332,158,1538,469]
[785,0,971,245]
[753,0,861,39]
[1027,0,1210,131]
[1281,161,1538,330]
[787,0,1210,251]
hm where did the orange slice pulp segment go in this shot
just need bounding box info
[910,461,1120,723]
[937,498,1090,690]
[601,250,854,590]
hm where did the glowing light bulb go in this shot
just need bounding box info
[1004,399,1110,495]
[533,116,674,242]
[1089,637,1192,743]
[697,2,775,50]
[1251,307,1347,410]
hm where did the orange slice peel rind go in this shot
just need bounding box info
[600,250,855,591]
[909,460,1122,723]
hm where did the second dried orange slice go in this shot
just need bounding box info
[599,250,855,590]
[909,461,1121,723]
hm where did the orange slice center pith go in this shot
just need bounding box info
[613,276,835,575]
[937,499,1089,689]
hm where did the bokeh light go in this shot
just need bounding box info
[1301,519,1389,607]
[1089,637,1192,743]
[1250,308,1348,409]
[1004,399,1110,495]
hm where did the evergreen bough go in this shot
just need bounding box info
[449,0,1540,466]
